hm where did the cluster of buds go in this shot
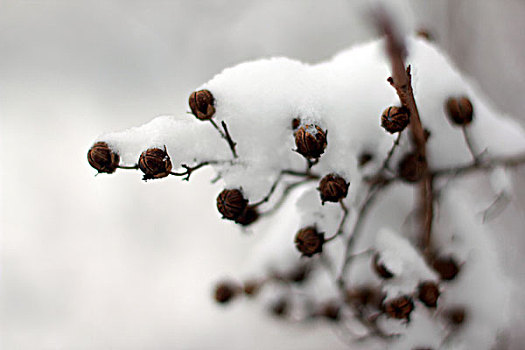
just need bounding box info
[216,189,258,226]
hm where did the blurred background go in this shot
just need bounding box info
[1,0,525,348]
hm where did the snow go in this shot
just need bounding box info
[92,36,525,349]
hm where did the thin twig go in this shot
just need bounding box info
[209,119,238,158]
[325,201,350,242]
[170,161,214,181]
[380,132,403,173]
[117,164,139,170]
[432,153,525,177]
[461,126,480,164]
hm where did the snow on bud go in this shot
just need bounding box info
[138,147,173,180]
[294,124,327,159]
[189,89,215,120]
[87,141,120,174]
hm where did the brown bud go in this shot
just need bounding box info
[346,286,384,310]
[270,298,289,318]
[216,189,248,221]
[383,295,414,320]
[189,89,215,120]
[358,152,374,167]
[286,264,310,283]
[294,226,324,257]
[318,301,341,321]
[381,106,410,134]
[372,253,394,279]
[243,280,261,296]
[214,281,240,304]
[318,174,349,204]
[445,97,474,126]
[416,28,434,41]
[87,141,120,174]
[417,281,440,308]
[445,307,466,326]
[294,124,327,159]
[138,147,172,180]
[432,256,460,281]
[234,206,259,226]
[398,152,425,183]
[291,118,301,130]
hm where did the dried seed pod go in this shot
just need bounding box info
[216,189,248,221]
[214,280,240,304]
[294,226,324,257]
[358,152,374,167]
[189,89,215,120]
[243,280,261,297]
[234,206,259,226]
[383,295,414,320]
[318,174,349,204]
[345,286,383,309]
[445,96,474,126]
[372,253,394,279]
[87,141,120,174]
[286,264,310,283]
[445,307,466,326]
[417,281,440,308]
[398,152,426,183]
[381,106,410,133]
[432,256,461,281]
[138,147,172,180]
[270,298,289,318]
[294,124,327,159]
[291,118,301,130]
[318,301,341,321]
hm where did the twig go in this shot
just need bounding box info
[432,153,525,177]
[325,201,350,242]
[461,126,480,164]
[170,161,214,181]
[338,180,391,289]
[209,119,238,158]
[375,10,433,255]
[380,132,403,173]
[117,164,139,170]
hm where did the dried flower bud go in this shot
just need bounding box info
[445,96,474,126]
[432,256,461,281]
[345,286,383,309]
[294,124,327,159]
[286,264,310,283]
[234,206,259,226]
[138,148,172,180]
[445,307,466,326]
[214,281,240,304]
[291,118,301,130]
[243,280,261,296]
[358,152,374,167]
[294,226,324,257]
[372,253,394,279]
[318,174,349,204]
[416,28,434,41]
[87,141,120,174]
[417,281,440,308]
[270,298,289,318]
[383,295,414,320]
[398,152,425,183]
[216,189,248,221]
[189,89,215,120]
[318,301,341,321]
[381,106,410,133]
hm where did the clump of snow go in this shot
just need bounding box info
[93,35,525,349]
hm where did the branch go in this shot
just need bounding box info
[375,10,434,254]
[432,153,525,177]
[209,119,238,158]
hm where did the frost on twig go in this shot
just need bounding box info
[87,20,525,349]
